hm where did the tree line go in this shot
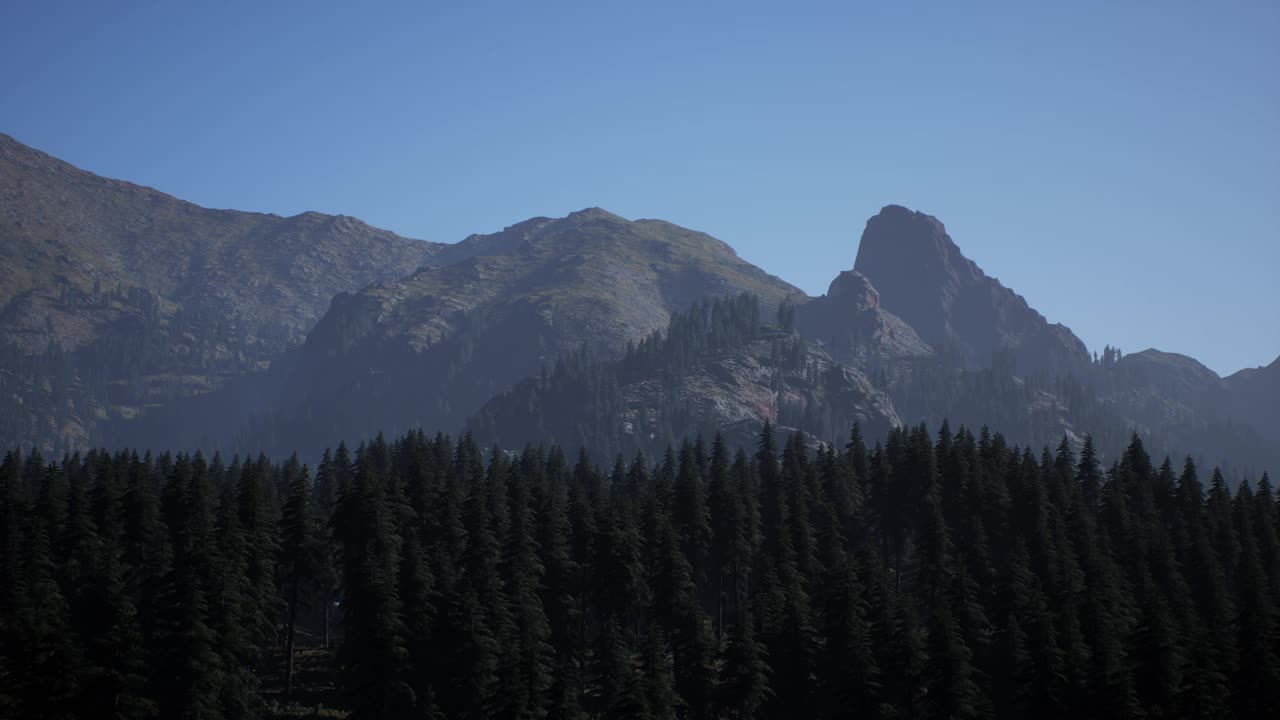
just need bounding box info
[1,420,1277,719]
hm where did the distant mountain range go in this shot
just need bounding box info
[2,133,1275,474]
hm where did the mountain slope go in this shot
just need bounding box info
[468,217,1276,474]
[0,133,442,450]
[854,205,1090,373]
[1226,355,1280,442]
[121,209,803,456]
[302,208,799,359]
[2,135,1273,474]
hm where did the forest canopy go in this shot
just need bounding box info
[1,421,1277,719]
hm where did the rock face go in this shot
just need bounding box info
[796,269,934,365]
[853,205,1089,374]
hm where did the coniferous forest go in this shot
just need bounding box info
[2,422,1278,720]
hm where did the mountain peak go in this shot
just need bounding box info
[853,205,1089,373]
[565,206,624,222]
[855,205,965,275]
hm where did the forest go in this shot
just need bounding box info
[2,419,1277,720]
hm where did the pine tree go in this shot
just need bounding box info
[236,454,283,675]
[717,606,771,720]
[334,444,413,719]
[152,454,224,720]
[1231,480,1280,718]
[279,463,324,700]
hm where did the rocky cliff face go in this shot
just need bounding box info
[853,205,1090,374]
[796,269,934,367]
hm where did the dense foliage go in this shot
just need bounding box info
[2,420,1278,719]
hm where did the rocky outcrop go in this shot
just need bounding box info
[796,269,934,365]
[853,205,1089,374]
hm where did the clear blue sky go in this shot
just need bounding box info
[3,1,1277,375]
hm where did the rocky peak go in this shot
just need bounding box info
[796,268,933,365]
[825,270,880,312]
[853,205,1089,374]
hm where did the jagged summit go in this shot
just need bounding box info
[853,204,1089,373]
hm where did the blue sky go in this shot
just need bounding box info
[3,1,1277,375]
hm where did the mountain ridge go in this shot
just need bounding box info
[0,132,444,449]
[1,134,1275,474]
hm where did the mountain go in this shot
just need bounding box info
[1111,349,1226,418]
[0,133,442,450]
[2,136,1274,475]
[853,205,1090,374]
[1226,355,1280,442]
[118,208,803,456]
[303,207,798,361]
[471,219,1277,473]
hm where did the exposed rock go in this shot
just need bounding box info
[796,269,934,366]
[853,205,1089,374]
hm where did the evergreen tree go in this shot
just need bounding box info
[279,463,324,700]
